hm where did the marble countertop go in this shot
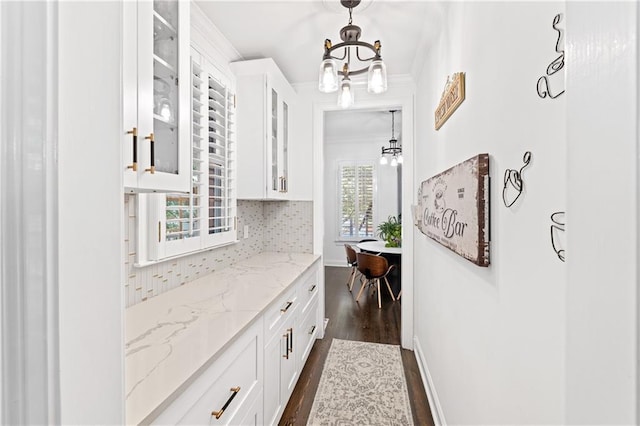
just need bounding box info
[125,252,321,425]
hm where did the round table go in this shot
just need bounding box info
[356,240,402,255]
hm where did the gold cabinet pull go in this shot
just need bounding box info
[144,133,155,174]
[280,301,293,313]
[283,332,289,359]
[211,386,241,419]
[126,127,138,171]
[288,327,293,353]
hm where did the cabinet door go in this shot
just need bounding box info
[136,0,191,193]
[281,100,289,193]
[280,315,298,404]
[263,331,285,425]
[123,1,138,191]
[268,85,280,196]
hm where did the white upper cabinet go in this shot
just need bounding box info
[123,0,191,193]
[230,58,296,200]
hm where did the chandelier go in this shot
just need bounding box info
[380,110,402,166]
[318,0,388,108]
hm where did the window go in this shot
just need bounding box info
[338,162,375,239]
[147,52,236,261]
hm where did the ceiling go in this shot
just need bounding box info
[324,108,402,144]
[196,0,444,85]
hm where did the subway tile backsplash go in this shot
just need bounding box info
[124,198,313,307]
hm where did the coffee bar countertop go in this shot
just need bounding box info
[125,252,321,425]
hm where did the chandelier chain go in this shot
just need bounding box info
[348,7,353,25]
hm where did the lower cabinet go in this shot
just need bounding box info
[153,320,263,425]
[150,260,320,425]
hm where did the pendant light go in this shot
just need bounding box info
[319,0,387,104]
[380,110,402,165]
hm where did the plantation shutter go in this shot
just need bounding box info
[339,163,374,239]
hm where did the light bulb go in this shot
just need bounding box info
[397,154,404,164]
[318,59,338,93]
[337,78,354,109]
[380,156,388,165]
[160,102,172,122]
[390,156,398,167]
[367,60,387,94]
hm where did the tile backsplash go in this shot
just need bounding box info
[124,198,313,307]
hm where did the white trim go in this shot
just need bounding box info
[413,336,446,426]
[190,2,241,78]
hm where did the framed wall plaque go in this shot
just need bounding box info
[434,72,466,130]
[417,153,490,266]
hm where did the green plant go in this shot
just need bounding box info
[377,215,402,248]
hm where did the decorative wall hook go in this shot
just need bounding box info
[550,211,566,262]
[502,151,532,208]
[536,13,565,99]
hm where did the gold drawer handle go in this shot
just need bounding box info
[211,386,241,419]
[280,301,293,313]
[126,127,138,171]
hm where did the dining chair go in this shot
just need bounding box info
[355,252,396,309]
[344,244,360,292]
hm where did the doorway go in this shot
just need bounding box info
[311,92,415,349]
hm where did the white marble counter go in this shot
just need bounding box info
[125,252,321,425]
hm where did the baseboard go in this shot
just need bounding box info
[413,336,447,426]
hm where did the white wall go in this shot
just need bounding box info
[58,2,124,423]
[413,2,567,424]
[565,2,638,423]
[323,136,400,266]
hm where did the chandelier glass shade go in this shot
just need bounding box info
[380,110,402,166]
[319,0,388,104]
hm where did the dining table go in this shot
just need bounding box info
[356,240,402,297]
[356,240,402,255]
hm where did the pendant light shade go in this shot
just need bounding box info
[379,155,388,165]
[390,156,398,167]
[318,58,339,93]
[397,154,404,164]
[338,77,354,109]
[380,110,402,165]
[367,59,387,94]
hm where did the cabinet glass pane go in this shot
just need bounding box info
[271,88,278,191]
[153,0,179,174]
[282,101,288,190]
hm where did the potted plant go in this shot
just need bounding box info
[377,215,402,247]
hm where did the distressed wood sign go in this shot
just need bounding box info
[434,72,466,130]
[417,153,490,266]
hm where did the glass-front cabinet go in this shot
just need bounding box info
[232,58,294,200]
[123,0,191,193]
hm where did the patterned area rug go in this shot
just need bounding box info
[307,339,414,425]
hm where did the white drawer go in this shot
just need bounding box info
[264,285,298,343]
[297,297,319,369]
[297,265,319,318]
[152,320,262,425]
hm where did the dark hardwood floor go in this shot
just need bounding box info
[279,266,434,426]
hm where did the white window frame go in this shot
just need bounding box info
[141,50,237,264]
[336,160,377,241]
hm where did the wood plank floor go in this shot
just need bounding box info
[279,266,434,426]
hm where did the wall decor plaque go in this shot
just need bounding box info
[417,153,490,266]
[434,72,466,130]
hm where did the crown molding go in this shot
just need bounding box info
[191,2,243,66]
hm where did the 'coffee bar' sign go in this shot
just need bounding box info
[417,154,490,266]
